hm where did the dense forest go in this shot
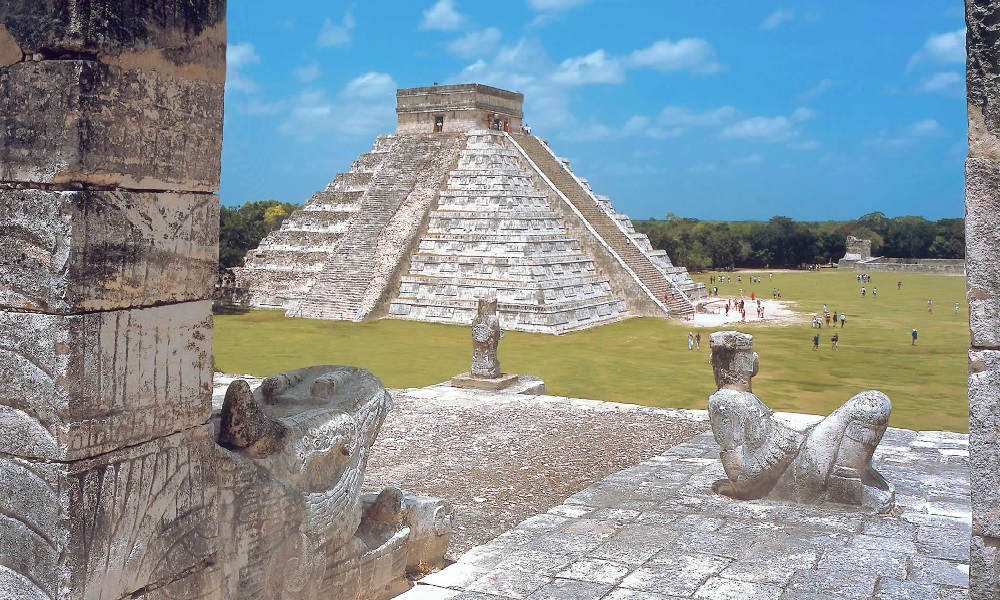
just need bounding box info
[633,212,965,270]
[219,200,301,269]
[218,202,964,273]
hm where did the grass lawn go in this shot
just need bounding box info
[213,269,969,433]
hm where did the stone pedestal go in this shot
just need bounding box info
[452,371,520,391]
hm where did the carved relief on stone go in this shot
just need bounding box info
[707,331,895,513]
[471,296,503,378]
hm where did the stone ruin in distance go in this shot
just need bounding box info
[235,83,707,333]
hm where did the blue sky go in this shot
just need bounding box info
[223,1,967,221]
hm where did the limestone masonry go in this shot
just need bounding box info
[236,83,706,333]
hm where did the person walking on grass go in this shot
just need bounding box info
[695,332,701,350]
[873,287,877,300]
[688,332,694,350]
[955,301,960,314]
[912,329,918,346]
[927,299,933,313]
[813,334,820,351]
[840,313,846,327]
[831,333,839,350]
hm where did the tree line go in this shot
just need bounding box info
[217,202,964,273]
[219,200,301,269]
[632,212,964,270]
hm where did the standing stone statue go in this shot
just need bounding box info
[707,331,895,513]
[471,296,503,378]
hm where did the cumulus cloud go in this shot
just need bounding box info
[760,9,794,30]
[791,107,816,121]
[619,106,736,139]
[279,72,398,142]
[629,38,725,74]
[864,119,946,149]
[914,71,964,95]
[551,49,625,85]
[798,78,836,102]
[447,27,502,59]
[226,42,260,93]
[317,11,356,47]
[420,0,465,31]
[293,62,322,83]
[907,29,965,70]
[721,116,798,143]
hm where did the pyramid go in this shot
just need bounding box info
[236,84,706,333]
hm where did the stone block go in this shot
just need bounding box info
[0,301,213,461]
[971,533,1000,600]
[967,158,1000,347]
[0,0,225,80]
[0,425,220,600]
[451,371,519,391]
[0,59,223,191]
[969,348,1000,537]
[967,0,1000,160]
[0,189,218,313]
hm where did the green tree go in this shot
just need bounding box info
[218,199,300,270]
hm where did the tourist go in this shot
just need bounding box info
[725,301,730,317]
[912,329,918,346]
[769,272,773,280]
[927,299,933,313]
[777,289,781,299]
[772,287,777,299]
[873,287,877,299]
[831,333,839,350]
[813,334,820,351]
[688,332,694,350]
[695,332,701,350]
[840,313,846,327]
[897,280,902,290]
[955,301,961,314]
[861,286,866,297]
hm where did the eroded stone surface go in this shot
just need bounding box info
[707,331,894,512]
[0,301,213,461]
[0,189,218,313]
[0,60,223,191]
[471,296,503,378]
[967,158,1000,348]
[0,0,226,82]
[968,0,1000,160]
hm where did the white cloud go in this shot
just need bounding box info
[721,116,797,142]
[447,27,502,59]
[293,62,322,83]
[629,38,725,74]
[731,154,763,166]
[914,71,964,95]
[791,107,816,121]
[342,72,397,99]
[621,106,737,139]
[420,0,465,31]
[527,0,591,10]
[279,72,398,142]
[789,139,821,150]
[798,78,836,102]
[317,11,355,47]
[760,9,794,30]
[864,119,946,149]
[907,29,965,70]
[551,49,625,85]
[226,42,260,94]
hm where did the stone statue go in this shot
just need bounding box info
[212,365,454,598]
[471,296,503,378]
[707,331,895,513]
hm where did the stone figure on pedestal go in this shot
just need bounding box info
[707,331,895,513]
[471,296,503,378]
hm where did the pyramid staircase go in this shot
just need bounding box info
[294,133,466,320]
[510,134,695,318]
[387,131,628,333]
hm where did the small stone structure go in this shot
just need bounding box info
[707,331,895,512]
[452,297,520,391]
[236,84,706,332]
[0,3,452,598]
[840,235,873,264]
[851,256,966,275]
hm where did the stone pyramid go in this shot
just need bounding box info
[236,84,706,333]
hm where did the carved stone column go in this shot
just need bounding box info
[0,2,225,597]
[966,1,1000,597]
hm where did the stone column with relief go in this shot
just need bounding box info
[0,2,225,597]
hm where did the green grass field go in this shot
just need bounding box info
[213,270,970,432]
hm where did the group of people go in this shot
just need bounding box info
[724,298,760,322]
[687,331,701,350]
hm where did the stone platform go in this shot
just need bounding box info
[403,420,971,599]
[452,371,521,391]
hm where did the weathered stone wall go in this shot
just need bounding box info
[966,1,1000,597]
[852,257,966,275]
[396,83,524,134]
[0,1,225,597]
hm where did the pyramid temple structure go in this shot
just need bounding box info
[235,84,706,333]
